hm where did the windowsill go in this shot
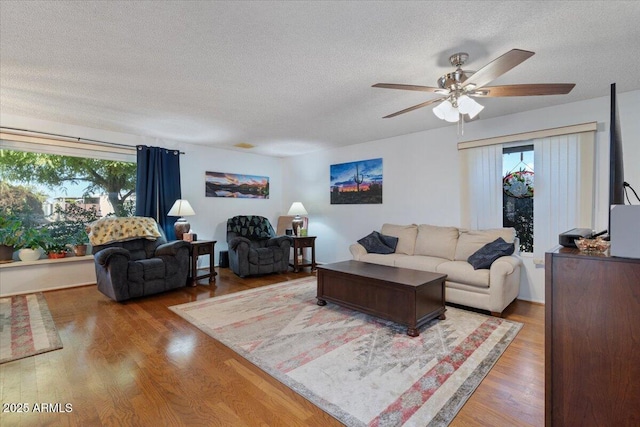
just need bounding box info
[0,254,94,269]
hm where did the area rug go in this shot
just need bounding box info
[0,293,63,364]
[170,277,522,426]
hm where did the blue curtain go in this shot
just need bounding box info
[135,146,182,240]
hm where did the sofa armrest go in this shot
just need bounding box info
[94,247,130,266]
[488,254,523,314]
[155,240,191,257]
[349,243,367,260]
[490,255,522,276]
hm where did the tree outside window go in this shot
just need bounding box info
[503,146,534,252]
[0,149,136,252]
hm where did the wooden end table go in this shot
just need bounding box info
[188,240,217,286]
[289,236,316,272]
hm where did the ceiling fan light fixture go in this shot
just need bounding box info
[433,99,456,120]
[444,107,460,123]
[457,95,484,119]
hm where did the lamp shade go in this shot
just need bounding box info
[433,99,453,120]
[457,95,484,119]
[433,99,459,122]
[287,202,308,216]
[167,199,195,217]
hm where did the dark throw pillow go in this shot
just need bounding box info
[357,231,397,254]
[467,237,515,270]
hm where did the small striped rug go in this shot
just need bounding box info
[0,293,63,364]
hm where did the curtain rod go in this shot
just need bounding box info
[0,126,185,154]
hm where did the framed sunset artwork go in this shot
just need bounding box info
[205,171,269,198]
[330,158,382,204]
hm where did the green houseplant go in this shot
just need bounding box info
[0,212,23,262]
[45,202,99,257]
[16,227,48,261]
[42,239,70,258]
[71,227,90,256]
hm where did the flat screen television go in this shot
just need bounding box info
[608,83,625,234]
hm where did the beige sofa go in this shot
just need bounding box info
[349,224,522,316]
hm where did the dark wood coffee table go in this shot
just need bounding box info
[316,260,447,337]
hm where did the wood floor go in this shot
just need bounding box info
[0,268,544,426]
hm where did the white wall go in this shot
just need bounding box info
[179,145,285,265]
[283,89,640,304]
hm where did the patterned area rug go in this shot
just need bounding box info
[0,293,63,364]
[170,277,522,426]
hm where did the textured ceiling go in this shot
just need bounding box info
[1,1,640,157]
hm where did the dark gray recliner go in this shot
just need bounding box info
[93,234,191,302]
[227,215,293,277]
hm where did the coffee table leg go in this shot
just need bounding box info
[407,327,419,337]
[317,298,327,306]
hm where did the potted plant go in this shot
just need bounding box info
[43,240,70,259]
[71,228,90,256]
[17,227,48,261]
[49,202,98,257]
[0,212,23,263]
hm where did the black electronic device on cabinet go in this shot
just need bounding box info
[558,228,593,247]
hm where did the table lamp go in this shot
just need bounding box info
[287,202,308,236]
[168,199,196,240]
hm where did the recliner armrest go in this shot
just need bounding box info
[94,247,130,266]
[266,236,293,248]
[155,240,191,257]
[229,236,252,250]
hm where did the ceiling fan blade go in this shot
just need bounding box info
[373,83,442,93]
[472,83,576,97]
[382,97,446,118]
[462,49,535,90]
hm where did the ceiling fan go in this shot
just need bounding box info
[373,49,575,123]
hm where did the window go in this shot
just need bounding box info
[460,123,596,259]
[1,132,137,247]
[1,149,136,222]
[503,145,534,252]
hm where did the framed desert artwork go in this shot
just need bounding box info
[205,171,269,198]
[330,158,383,204]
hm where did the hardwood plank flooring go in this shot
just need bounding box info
[0,268,544,426]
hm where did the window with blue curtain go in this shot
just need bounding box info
[135,145,182,240]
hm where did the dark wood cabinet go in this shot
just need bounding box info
[545,247,640,426]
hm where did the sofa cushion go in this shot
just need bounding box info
[414,224,459,260]
[359,253,405,267]
[357,231,398,254]
[135,258,165,281]
[394,255,447,272]
[468,238,515,270]
[436,261,490,288]
[454,228,516,261]
[381,224,418,255]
